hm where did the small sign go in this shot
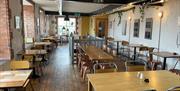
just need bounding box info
[15,16,21,29]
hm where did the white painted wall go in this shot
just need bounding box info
[108,0,180,69]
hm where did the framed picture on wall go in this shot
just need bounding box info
[145,18,153,39]
[14,16,21,29]
[122,20,127,35]
[133,19,140,37]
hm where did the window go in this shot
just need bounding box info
[133,19,140,37]
[145,18,153,39]
[58,17,76,36]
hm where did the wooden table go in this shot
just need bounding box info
[18,50,47,78]
[128,44,144,60]
[0,70,32,90]
[81,46,113,62]
[34,42,52,46]
[42,37,58,47]
[151,51,180,70]
[87,70,180,91]
[42,37,56,41]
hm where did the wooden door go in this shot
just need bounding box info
[95,18,108,38]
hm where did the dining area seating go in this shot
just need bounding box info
[0,35,59,91]
[80,37,180,91]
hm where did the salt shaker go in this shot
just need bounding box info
[139,73,144,79]
[137,72,140,78]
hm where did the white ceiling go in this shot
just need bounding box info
[23,0,33,6]
[32,0,109,13]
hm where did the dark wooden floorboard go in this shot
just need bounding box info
[31,44,87,91]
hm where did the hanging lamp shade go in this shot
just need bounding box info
[64,15,69,21]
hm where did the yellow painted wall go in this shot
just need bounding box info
[81,16,90,36]
[89,16,95,36]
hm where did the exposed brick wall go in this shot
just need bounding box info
[0,0,11,60]
[23,5,35,38]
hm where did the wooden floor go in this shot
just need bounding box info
[30,44,88,91]
[0,44,126,91]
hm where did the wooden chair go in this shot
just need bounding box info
[10,60,34,91]
[22,54,44,76]
[112,50,117,57]
[80,55,93,80]
[167,86,180,91]
[102,44,107,51]
[169,58,180,76]
[147,47,162,70]
[93,63,118,73]
[125,61,146,72]
[136,46,149,61]
[107,47,111,54]
[119,41,131,59]
[10,60,31,70]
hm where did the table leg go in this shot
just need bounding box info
[117,42,119,55]
[32,55,40,78]
[42,54,48,64]
[133,47,136,60]
[88,80,93,91]
[162,58,167,70]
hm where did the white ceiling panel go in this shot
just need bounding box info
[23,0,33,5]
[62,1,108,13]
[32,0,109,13]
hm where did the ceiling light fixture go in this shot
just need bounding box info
[64,15,69,21]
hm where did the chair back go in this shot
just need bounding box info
[125,61,146,72]
[122,41,129,46]
[10,60,30,70]
[93,63,118,73]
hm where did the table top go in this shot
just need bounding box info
[128,44,144,48]
[18,49,47,55]
[151,51,180,58]
[0,70,32,88]
[87,70,180,91]
[81,46,114,62]
[42,37,56,40]
[34,42,52,46]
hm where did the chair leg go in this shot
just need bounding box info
[83,67,88,80]
[151,63,157,70]
[30,81,34,91]
[39,64,44,76]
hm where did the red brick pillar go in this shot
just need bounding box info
[0,0,11,60]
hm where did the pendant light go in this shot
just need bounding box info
[64,15,69,21]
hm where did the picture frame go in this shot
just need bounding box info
[14,16,21,29]
[145,18,153,39]
[133,19,140,37]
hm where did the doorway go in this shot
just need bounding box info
[95,18,108,38]
[58,17,76,36]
